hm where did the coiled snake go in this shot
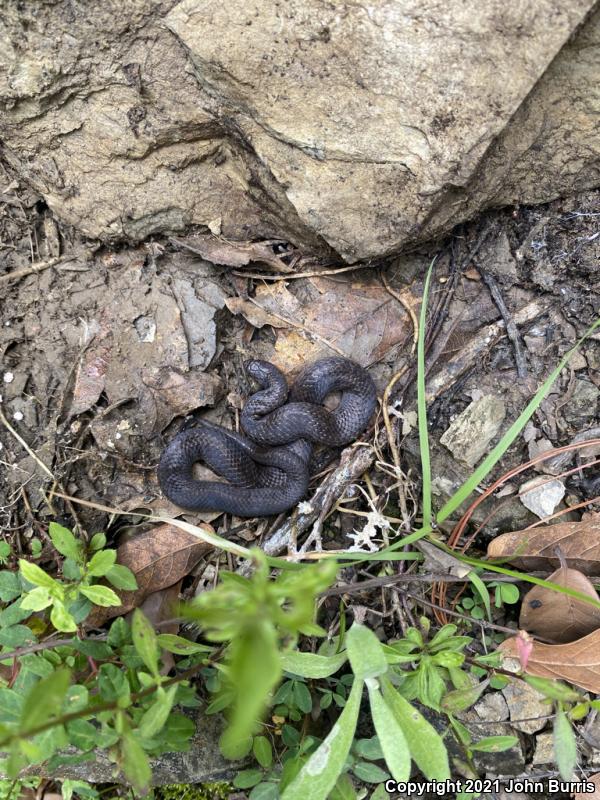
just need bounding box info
[158,356,377,517]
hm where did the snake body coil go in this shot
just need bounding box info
[158,357,377,517]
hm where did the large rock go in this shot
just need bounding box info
[1,0,599,261]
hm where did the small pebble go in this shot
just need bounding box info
[13,411,23,421]
[3,372,14,384]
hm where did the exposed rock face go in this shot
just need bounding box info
[1,1,599,261]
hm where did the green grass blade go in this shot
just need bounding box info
[436,316,600,523]
[467,571,491,621]
[457,553,600,610]
[418,259,436,530]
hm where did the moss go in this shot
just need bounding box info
[153,782,232,800]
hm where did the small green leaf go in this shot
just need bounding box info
[292,681,313,714]
[139,685,177,738]
[79,584,120,607]
[20,667,71,730]
[253,735,273,769]
[50,600,78,633]
[107,617,130,648]
[471,735,518,753]
[366,682,410,782]
[73,640,114,660]
[89,533,107,551]
[233,769,264,789]
[352,761,389,783]
[281,649,348,678]
[281,677,363,800]
[121,732,151,791]
[498,583,520,604]
[157,633,213,655]
[49,523,83,561]
[381,676,450,780]
[0,687,24,723]
[554,707,577,780]
[441,679,489,713]
[86,550,117,577]
[523,676,580,703]
[105,564,137,590]
[66,719,97,751]
[0,625,36,647]
[98,663,131,705]
[346,624,388,680]
[468,572,491,621]
[329,773,358,800]
[19,560,60,591]
[353,736,383,761]
[21,587,52,611]
[0,571,21,602]
[249,783,279,800]
[132,609,160,678]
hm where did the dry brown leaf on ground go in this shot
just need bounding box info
[574,773,600,799]
[85,525,211,626]
[225,296,289,329]
[487,514,600,575]
[500,628,600,694]
[519,559,600,643]
[232,275,414,372]
[172,235,293,272]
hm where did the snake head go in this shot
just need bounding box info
[244,359,273,387]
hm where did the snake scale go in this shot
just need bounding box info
[158,356,377,517]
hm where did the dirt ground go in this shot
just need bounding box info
[1,160,599,793]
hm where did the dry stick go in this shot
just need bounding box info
[261,445,375,556]
[232,263,371,281]
[477,267,528,378]
[425,297,547,400]
[0,256,62,286]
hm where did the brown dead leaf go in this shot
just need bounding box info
[225,296,288,329]
[500,628,600,694]
[138,367,223,435]
[229,274,413,371]
[487,514,600,575]
[519,560,600,643]
[85,525,210,626]
[172,235,293,272]
[574,773,600,799]
[69,309,112,416]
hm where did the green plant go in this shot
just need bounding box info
[182,549,337,759]
[18,523,137,633]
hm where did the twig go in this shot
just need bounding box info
[233,263,370,281]
[477,267,528,378]
[261,445,375,556]
[0,256,62,286]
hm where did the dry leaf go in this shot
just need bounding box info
[500,628,600,694]
[487,515,600,575]
[172,235,293,272]
[85,525,210,626]
[225,296,288,329]
[574,773,600,799]
[519,555,600,643]
[236,275,413,371]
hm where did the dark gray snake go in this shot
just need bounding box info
[158,356,377,517]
